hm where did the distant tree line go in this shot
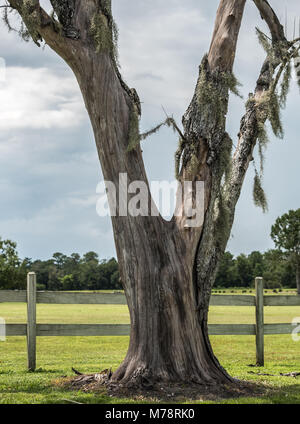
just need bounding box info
[0,240,296,291]
[215,250,295,289]
[0,241,121,291]
[0,209,298,291]
[215,209,299,291]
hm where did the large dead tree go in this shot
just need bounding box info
[2,0,299,388]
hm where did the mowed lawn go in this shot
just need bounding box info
[0,296,300,404]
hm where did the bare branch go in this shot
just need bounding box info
[208,0,247,71]
[252,0,286,43]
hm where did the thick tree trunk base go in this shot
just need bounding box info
[59,369,262,402]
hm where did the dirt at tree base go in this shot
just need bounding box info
[53,370,264,402]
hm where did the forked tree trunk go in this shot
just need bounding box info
[73,42,237,385]
[7,0,288,388]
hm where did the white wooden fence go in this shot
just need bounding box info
[1,273,300,371]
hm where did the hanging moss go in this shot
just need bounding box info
[257,121,269,146]
[256,28,274,59]
[279,61,292,107]
[214,191,231,249]
[140,117,176,141]
[2,1,72,43]
[256,122,269,174]
[268,90,283,138]
[249,32,296,212]
[222,72,243,99]
[2,5,14,33]
[255,87,283,140]
[254,28,297,141]
[253,170,268,213]
[127,114,184,154]
[1,0,43,44]
[294,56,300,89]
[127,105,140,152]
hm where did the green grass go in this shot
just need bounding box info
[0,292,300,404]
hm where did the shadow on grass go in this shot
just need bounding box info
[0,371,299,404]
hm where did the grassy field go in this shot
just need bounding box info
[0,291,300,404]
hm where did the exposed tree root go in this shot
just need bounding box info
[53,368,264,402]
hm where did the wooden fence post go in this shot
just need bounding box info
[255,276,264,366]
[27,272,37,371]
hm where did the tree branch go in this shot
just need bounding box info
[208,0,247,71]
[252,0,286,43]
[6,0,78,61]
[227,0,288,211]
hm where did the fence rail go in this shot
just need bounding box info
[1,273,299,370]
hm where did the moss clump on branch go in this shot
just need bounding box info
[1,0,42,44]
[217,133,233,184]
[127,105,140,152]
[90,2,119,65]
[20,0,42,44]
[195,55,242,132]
[90,13,111,52]
[179,55,239,181]
[256,89,283,139]
[187,153,200,177]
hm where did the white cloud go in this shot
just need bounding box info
[116,4,210,118]
[0,67,85,130]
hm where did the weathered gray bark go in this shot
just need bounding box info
[5,0,290,387]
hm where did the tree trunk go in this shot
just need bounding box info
[112,237,231,386]
[62,0,246,387]
[7,0,289,389]
[71,52,232,386]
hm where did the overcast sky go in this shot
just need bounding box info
[0,0,299,261]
